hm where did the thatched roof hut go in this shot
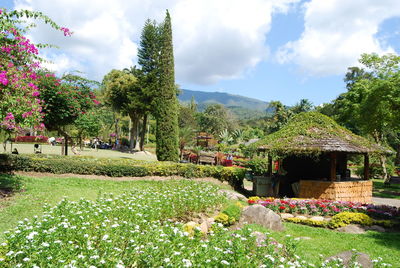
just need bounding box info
[252,112,392,203]
[254,112,390,155]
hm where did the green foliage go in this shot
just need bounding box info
[38,72,96,131]
[155,11,179,161]
[199,104,238,135]
[214,203,242,226]
[0,174,23,192]
[0,154,246,186]
[285,217,328,228]
[247,157,269,176]
[355,163,395,179]
[328,212,373,228]
[252,112,388,156]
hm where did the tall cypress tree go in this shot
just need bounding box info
[155,10,179,161]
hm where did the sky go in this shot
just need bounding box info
[2,0,400,105]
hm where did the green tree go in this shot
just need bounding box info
[136,19,161,151]
[199,104,238,136]
[333,53,400,183]
[102,69,144,150]
[154,10,179,161]
[38,72,97,155]
[291,99,314,114]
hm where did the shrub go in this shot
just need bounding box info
[285,217,328,228]
[214,203,242,226]
[0,174,24,192]
[247,158,269,176]
[14,135,48,143]
[0,154,246,188]
[328,212,373,228]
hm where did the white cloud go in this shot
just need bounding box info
[276,0,400,76]
[13,0,298,83]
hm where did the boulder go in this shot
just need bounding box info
[326,251,372,268]
[239,204,284,231]
[280,213,294,219]
[309,216,325,221]
[218,189,247,201]
[336,224,366,234]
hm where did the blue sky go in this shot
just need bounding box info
[2,0,400,106]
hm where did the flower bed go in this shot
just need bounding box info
[13,135,48,143]
[248,197,400,219]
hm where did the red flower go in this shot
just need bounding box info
[279,206,286,210]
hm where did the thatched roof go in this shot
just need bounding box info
[254,112,391,155]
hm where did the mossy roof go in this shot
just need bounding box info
[254,112,391,155]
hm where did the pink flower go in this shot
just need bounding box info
[32,91,40,97]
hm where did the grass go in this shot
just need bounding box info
[2,143,157,161]
[1,174,399,266]
[0,175,165,239]
[251,222,400,266]
[373,178,400,199]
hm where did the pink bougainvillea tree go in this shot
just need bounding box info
[0,8,71,144]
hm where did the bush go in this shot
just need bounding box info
[355,163,396,179]
[328,212,373,228]
[0,154,246,187]
[14,135,48,143]
[247,158,269,176]
[0,174,24,192]
[214,203,242,226]
[285,217,328,228]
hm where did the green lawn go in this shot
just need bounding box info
[1,175,399,266]
[0,175,161,239]
[2,142,157,161]
[373,179,400,199]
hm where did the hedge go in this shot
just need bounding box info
[0,154,246,189]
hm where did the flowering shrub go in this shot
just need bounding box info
[249,197,400,219]
[0,9,70,132]
[14,135,48,143]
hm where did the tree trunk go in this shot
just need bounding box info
[115,117,120,149]
[129,113,139,151]
[373,131,390,184]
[139,114,148,151]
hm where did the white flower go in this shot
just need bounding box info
[116,264,124,268]
[164,258,170,263]
[221,260,229,265]
[23,257,30,262]
[182,259,192,267]
[102,234,109,240]
[41,242,50,247]
[78,254,85,259]
[90,255,100,259]
[26,231,38,240]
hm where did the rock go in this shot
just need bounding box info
[336,224,366,234]
[206,217,215,228]
[251,231,267,246]
[326,251,372,268]
[295,215,308,220]
[280,213,294,219]
[309,216,325,221]
[200,221,208,234]
[366,225,385,232]
[218,189,247,201]
[239,204,284,231]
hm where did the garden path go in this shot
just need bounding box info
[372,197,400,207]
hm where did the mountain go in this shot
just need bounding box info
[178,89,271,120]
[179,89,269,112]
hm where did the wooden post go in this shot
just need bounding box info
[268,154,273,177]
[330,152,337,181]
[364,154,369,180]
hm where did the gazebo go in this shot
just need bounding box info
[253,112,391,203]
